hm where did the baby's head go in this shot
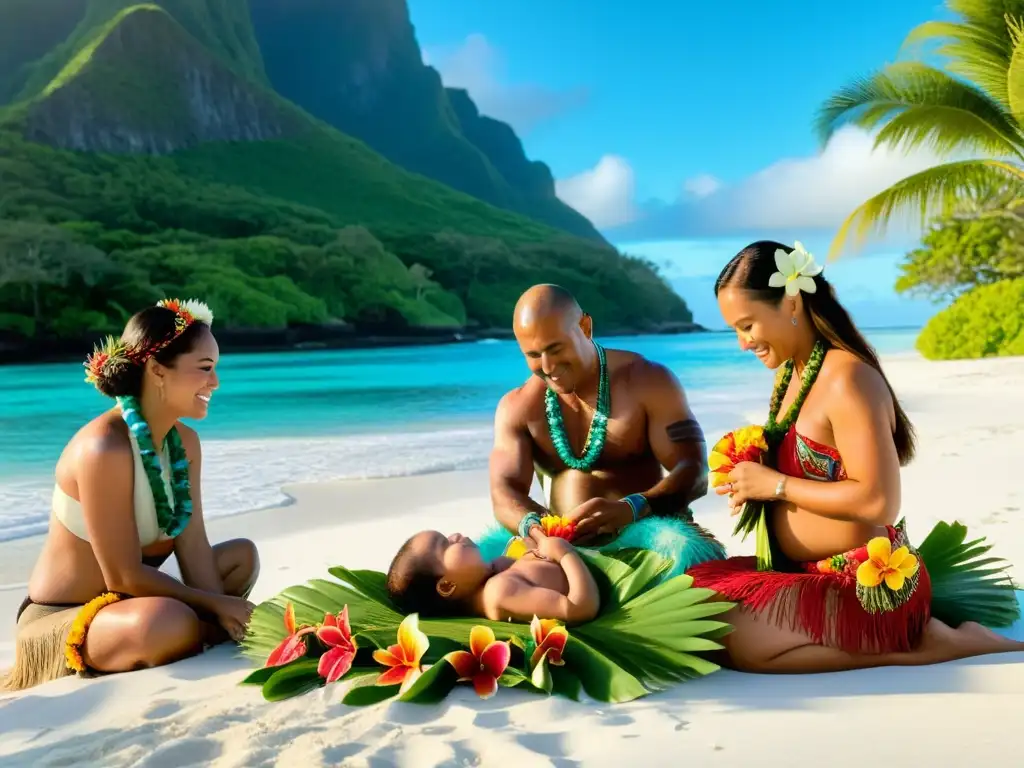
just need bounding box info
[386,531,491,616]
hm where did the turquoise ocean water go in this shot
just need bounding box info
[0,329,919,542]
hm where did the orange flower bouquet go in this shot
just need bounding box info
[708,425,768,488]
[709,425,773,557]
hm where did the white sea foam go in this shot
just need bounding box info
[0,427,496,542]
[0,387,762,543]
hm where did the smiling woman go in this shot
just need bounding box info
[0,298,260,693]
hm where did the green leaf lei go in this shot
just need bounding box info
[117,395,193,537]
[544,341,610,471]
[733,340,827,569]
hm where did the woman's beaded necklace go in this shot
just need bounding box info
[117,395,193,537]
[764,340,826,446]
[544,342,610,471]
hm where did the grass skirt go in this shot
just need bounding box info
[686,519,1020,654]
[0,599,79,693]
[475,514,727,582]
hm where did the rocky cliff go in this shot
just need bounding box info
[22,5,297,154]
[246,0,604,241]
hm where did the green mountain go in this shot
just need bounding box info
[246,0,603,241]
[0,1,692,348]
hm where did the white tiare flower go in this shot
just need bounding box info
[157,297,215,326]
[768,241,823,296]
[179,299,214,326]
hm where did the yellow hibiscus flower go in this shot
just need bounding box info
[856,536,919,591]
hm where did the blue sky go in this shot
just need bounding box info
[408,0,953,328]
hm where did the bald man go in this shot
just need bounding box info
[488,284,718,556]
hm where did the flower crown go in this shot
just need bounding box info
[769,241,823,295]
[84,298,214,387]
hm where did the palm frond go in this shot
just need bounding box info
[1006,15,1024,121]
[900,19,1013,106]
[242,549,735,704]
[827,159,1024,259]
[815,62,1023,158]
[949,0,1024,29]
[917,520,1021,628]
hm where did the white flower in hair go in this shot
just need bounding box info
[157,298,215,326]
[180,298,214,326]
[768,241,823,296]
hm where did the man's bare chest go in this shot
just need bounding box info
[526,400,649,466]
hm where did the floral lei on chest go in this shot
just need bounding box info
[117,395,192,537]
[84,298,213,538]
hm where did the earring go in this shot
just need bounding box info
[437,580,456,598]
[791,317,798,326]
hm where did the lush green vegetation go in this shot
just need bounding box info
[817,0,1024,359]
[0,125,688,339]
[897,211,1024,302]
[0,2,691,347]
[0,0,265,104]
[917,278,1024,359]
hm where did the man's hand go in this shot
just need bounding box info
[565,497,634,544]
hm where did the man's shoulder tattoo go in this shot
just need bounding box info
[666,418,705,443]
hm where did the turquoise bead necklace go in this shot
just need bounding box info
[544,342,610,471]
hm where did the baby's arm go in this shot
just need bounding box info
[483,540,600,625]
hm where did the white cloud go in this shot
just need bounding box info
[424,34,588,133]
[554,155,637,229]
[682,174,723,198]
[581,126,962,247]
[714,126,950,232]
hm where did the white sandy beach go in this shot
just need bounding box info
[1,352,1023,768]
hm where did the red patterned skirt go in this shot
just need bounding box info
[687,522,932,654]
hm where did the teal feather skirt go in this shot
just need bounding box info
[475,515,727,582]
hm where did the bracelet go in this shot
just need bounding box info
[774,477,787,500]
[518,513,542,539]
[620,494,648,523]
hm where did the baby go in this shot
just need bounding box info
[385,531,601,625]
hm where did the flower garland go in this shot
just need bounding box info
[117,395,193,537]
[65,592,124,672]
[729,339,827,569]
[544,341,610,471]
[764,339,827,448]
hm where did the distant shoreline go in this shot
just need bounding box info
[0,321,709,366]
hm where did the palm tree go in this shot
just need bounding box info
[817,1,1024,258]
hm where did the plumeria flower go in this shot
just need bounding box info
[264,603,316,667]
[372,613,429,693]
[445,626,511,699]
[768,241,823,296]
[856,537,920,591]
[316,606,358,683]
[529,616,568,669]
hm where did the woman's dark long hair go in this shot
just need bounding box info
[715,240,916,465]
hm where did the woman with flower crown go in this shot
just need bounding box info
[1,299,260,692]
[686,240,1022,672]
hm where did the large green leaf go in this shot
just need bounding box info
[827,159,1024,258]
[901,16,1018,109]
[815,62,1023,158]
[917,520,1020,627]
[1006,15,1024,123]
[242,549,730,704]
